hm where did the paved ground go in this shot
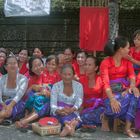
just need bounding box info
[0,125,140,140]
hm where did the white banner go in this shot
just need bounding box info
[4,0,50,17]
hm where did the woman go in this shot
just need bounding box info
[51,64,83,137]
[0,49,7,75]
[18,48,29,77]
[73,51,87,81]
[100,36,139,138]
[0,56,28,123]
[80,56,104,127]
[15,57,50,128]
[64,48,76,65]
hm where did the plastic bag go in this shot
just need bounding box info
[4,0,50,17]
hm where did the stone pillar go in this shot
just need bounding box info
[109,0,119,40]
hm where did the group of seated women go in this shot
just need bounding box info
[0,32,140,138]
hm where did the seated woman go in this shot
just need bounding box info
[43,55,60,84]
[0,48,7,75]
[18,48,29,78]
[73,51,87,81]
[51,64,83,137]
[0,56,28,123]
[100,36,140,138]
[15,57,50,128]
[80,56,104,127]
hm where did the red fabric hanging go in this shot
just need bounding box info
[80,7,109,51]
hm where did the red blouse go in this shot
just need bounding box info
[43,69,61,85]
[19,62,29,77]
[28,73,44,88]
[100,57,135,98]
[73,62,86,79]
[80,75,103,108]
[129,47,140,62]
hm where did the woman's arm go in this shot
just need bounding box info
[13,75,28,103]
[73,82,83,110]
[50,84,58,115]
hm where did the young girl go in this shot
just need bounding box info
[126,30,140,75]
[73,51,87,81]
[43,55,60,85]
[125,30,140,131]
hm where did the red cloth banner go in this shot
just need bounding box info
[80,7,109,51]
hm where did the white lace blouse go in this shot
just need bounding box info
[51,80,83,115]
[0,73,28,103]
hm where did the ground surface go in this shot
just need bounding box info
[0,125,140,140]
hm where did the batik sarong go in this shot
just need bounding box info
[104,78,138,122]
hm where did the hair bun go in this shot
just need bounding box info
[104,39,115,56]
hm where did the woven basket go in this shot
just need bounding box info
[32,122,61,136]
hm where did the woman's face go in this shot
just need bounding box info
[58,54,65,68]
[0,52,6,66]
[120,42,130,57]
[32,59,44,76]
[85,58,97,75]
[64,49,73,63]
[18,50,28,63]
[33,48,43,58]
[134,34,140,47]
[76,52,86,66]
[6,57,18,73]
[46,59,57,73]
[61,67,74,84]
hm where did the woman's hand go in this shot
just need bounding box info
[5,104,13,117]
[129,87,140,98]
[56,109,68,116]
[110,98,121,113]
[37,89,50,97]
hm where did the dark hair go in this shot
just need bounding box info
[0,48,7,56]
[104,36,129,56]
[76,50,87,58]
[5,56,18,64]
[60,64,75,75]
[86,55,99,66]
[33,47,44,55]
[132,29,140,40]
[29,57,44,76]
[18,47,29,56]
[46,55,59,65]
[64,48,75,55]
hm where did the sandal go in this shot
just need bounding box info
[80,125,96,133]
[1,119,12,126]
[124,129,138,138]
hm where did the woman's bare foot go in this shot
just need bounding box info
[125,129,138,138]
[101,115,110,132]
[15,120,28,128]
[69,119,79,136]
[60,124,72,137]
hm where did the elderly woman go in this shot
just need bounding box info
[0,56,28,123]
[100,36,140,138]
[51,64,83,137]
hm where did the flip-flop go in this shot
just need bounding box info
[80,127,96,133]
[18,128,28,133]
[1,119,12,126]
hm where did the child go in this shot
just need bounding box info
[126,30,140,75]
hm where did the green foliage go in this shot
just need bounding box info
[120,0,140,9]
[0,0,140,11]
